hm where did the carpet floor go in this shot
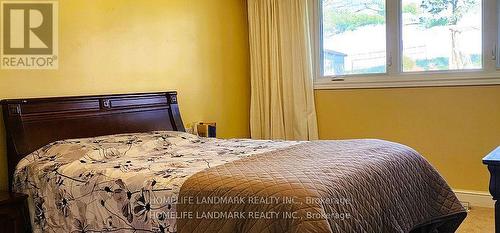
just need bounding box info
[456,207,494,233]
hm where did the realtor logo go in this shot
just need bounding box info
[1,1,58,69]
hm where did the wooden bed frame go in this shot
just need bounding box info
[1,91,185,190]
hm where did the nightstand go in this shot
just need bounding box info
[0,192,31,233]
[483,146,500,233]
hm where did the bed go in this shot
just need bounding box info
[1,91,467,233]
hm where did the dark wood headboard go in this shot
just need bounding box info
[1,91,185,189]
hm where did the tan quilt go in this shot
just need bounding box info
[13,131,465,233]
[177,140,466,233]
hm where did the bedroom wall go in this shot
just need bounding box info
[0,0,251,190]
[315,85,500,192]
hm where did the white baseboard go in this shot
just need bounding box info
[454,189,494,208]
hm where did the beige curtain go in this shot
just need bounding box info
[248,0,319,140]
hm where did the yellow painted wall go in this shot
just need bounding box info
[0,0,495,196]
[315,85,500,192]
[0,0,251,190]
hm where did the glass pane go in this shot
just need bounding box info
[402,0,482,72]
[322,0,387,76]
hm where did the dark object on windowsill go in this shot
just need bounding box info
[331,76,345,81]
[0,192,31,233]
[482,146,500,233]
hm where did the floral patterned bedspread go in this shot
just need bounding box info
[13,131,300,233]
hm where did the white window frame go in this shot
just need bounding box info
[314,0,500,89]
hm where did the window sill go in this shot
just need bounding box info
[314,75,500,90]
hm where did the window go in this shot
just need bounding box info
[401,0,482,72]
[322,0,386,76]
[317,0,500,88]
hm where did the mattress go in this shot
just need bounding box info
[13,131,466,233]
